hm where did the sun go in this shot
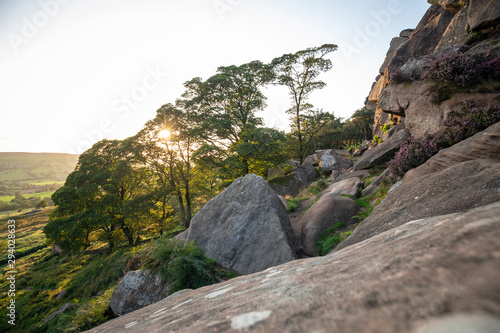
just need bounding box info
[159,129,170,139]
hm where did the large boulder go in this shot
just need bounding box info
[404,122,500,182]
[467,0,500,31]
[87,202,500,333]
[378,36,409,75]
[325,177,364,198]
[361,168,390,197]
[268,164,318,197]
[299,194,359,256]
[318,149,353,176]
[187,174,297,275]
[339,159,500,250]
[110,269,171,316]
[353,129,410,171]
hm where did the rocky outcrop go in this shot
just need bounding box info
[299,194,358,256]
[110,269,171,316]
[87,202,500,333]
[404,122,500,182]
[325,177,363,198]
[467,0,500,31]
[339,159,500,250]
[429,0,466,13]
[186,174,296,275]
[353,129,410,170]
[318,149,353,176]
[268,164,318,197]
[434,5,468,53]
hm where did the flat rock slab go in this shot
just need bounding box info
[325,177,364,198]
[353,129,410,171]
[339,159,500,250]
[187,174,297,275]
[86,202,500,333]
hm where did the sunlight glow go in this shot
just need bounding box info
[159,129,171,139]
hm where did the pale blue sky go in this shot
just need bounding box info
[0,0,430,153]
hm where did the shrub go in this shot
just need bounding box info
[315,222,346,256]
[388,103,500,179]
[142,238,237,295]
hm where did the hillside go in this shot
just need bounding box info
[0,153,79,213]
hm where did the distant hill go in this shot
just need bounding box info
[0,152,79,183]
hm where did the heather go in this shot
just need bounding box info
[388,103,500,179]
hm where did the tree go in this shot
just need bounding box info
[182,61,273,176]
[44,139,151,251]
[36,199,48,209]
[270,44,338,163]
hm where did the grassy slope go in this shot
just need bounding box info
[0,209,141,332]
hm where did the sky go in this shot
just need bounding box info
[0,0,430,154]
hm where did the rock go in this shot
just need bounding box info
[318,149,353,175]
[379,37,409,75]
[299,194,359,256]
[404,122,500,182]
[379,80,499,139]
[428,0,466,13]
[351,140,370,157]
[467,0,500,31]
[187,174,297,275]
[55,289,67,300]
[174,230,188,242]
[368,76,385,102]
[303,153,319,166]
[361,168,390,197]
[414,313,500,333]
[86,202,500,333]
[339,159,500,250]
[353,129,410,171]
[110,269,171,316]
[434,6,468,53]
[333,170,371,183]
[268,165,317,197]
[278,195,288,210]
[399,28,414,38]
[388,6,454,73]
[325,177,364,198]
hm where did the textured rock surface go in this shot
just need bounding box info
[187,174,296,275]
[467,0,500,31]
[340,159,500,250]
[404,122,500,182]
[325,177,364,198]
[361,168,390,197]
[353,129,410,170]
[379,36,408,75]
[434,5,468,53]
[299,195,358,256]
[87,202,500,333]
[429,0,466,13]
[317,149,353,175]
[110,270,171,316]
[268,165,317,197]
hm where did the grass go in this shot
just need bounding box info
[0,209,143,332]
[286,197,308,213]
[315,222,350,256]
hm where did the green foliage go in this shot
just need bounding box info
[142,238,237,295]
[286,197,308,213]
[381,122,392,134]
[315,222,347,256]
[372,135,382,145]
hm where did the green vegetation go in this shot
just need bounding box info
[142,238,238,295]
[286,197,308,213]
[315,222,348,256]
